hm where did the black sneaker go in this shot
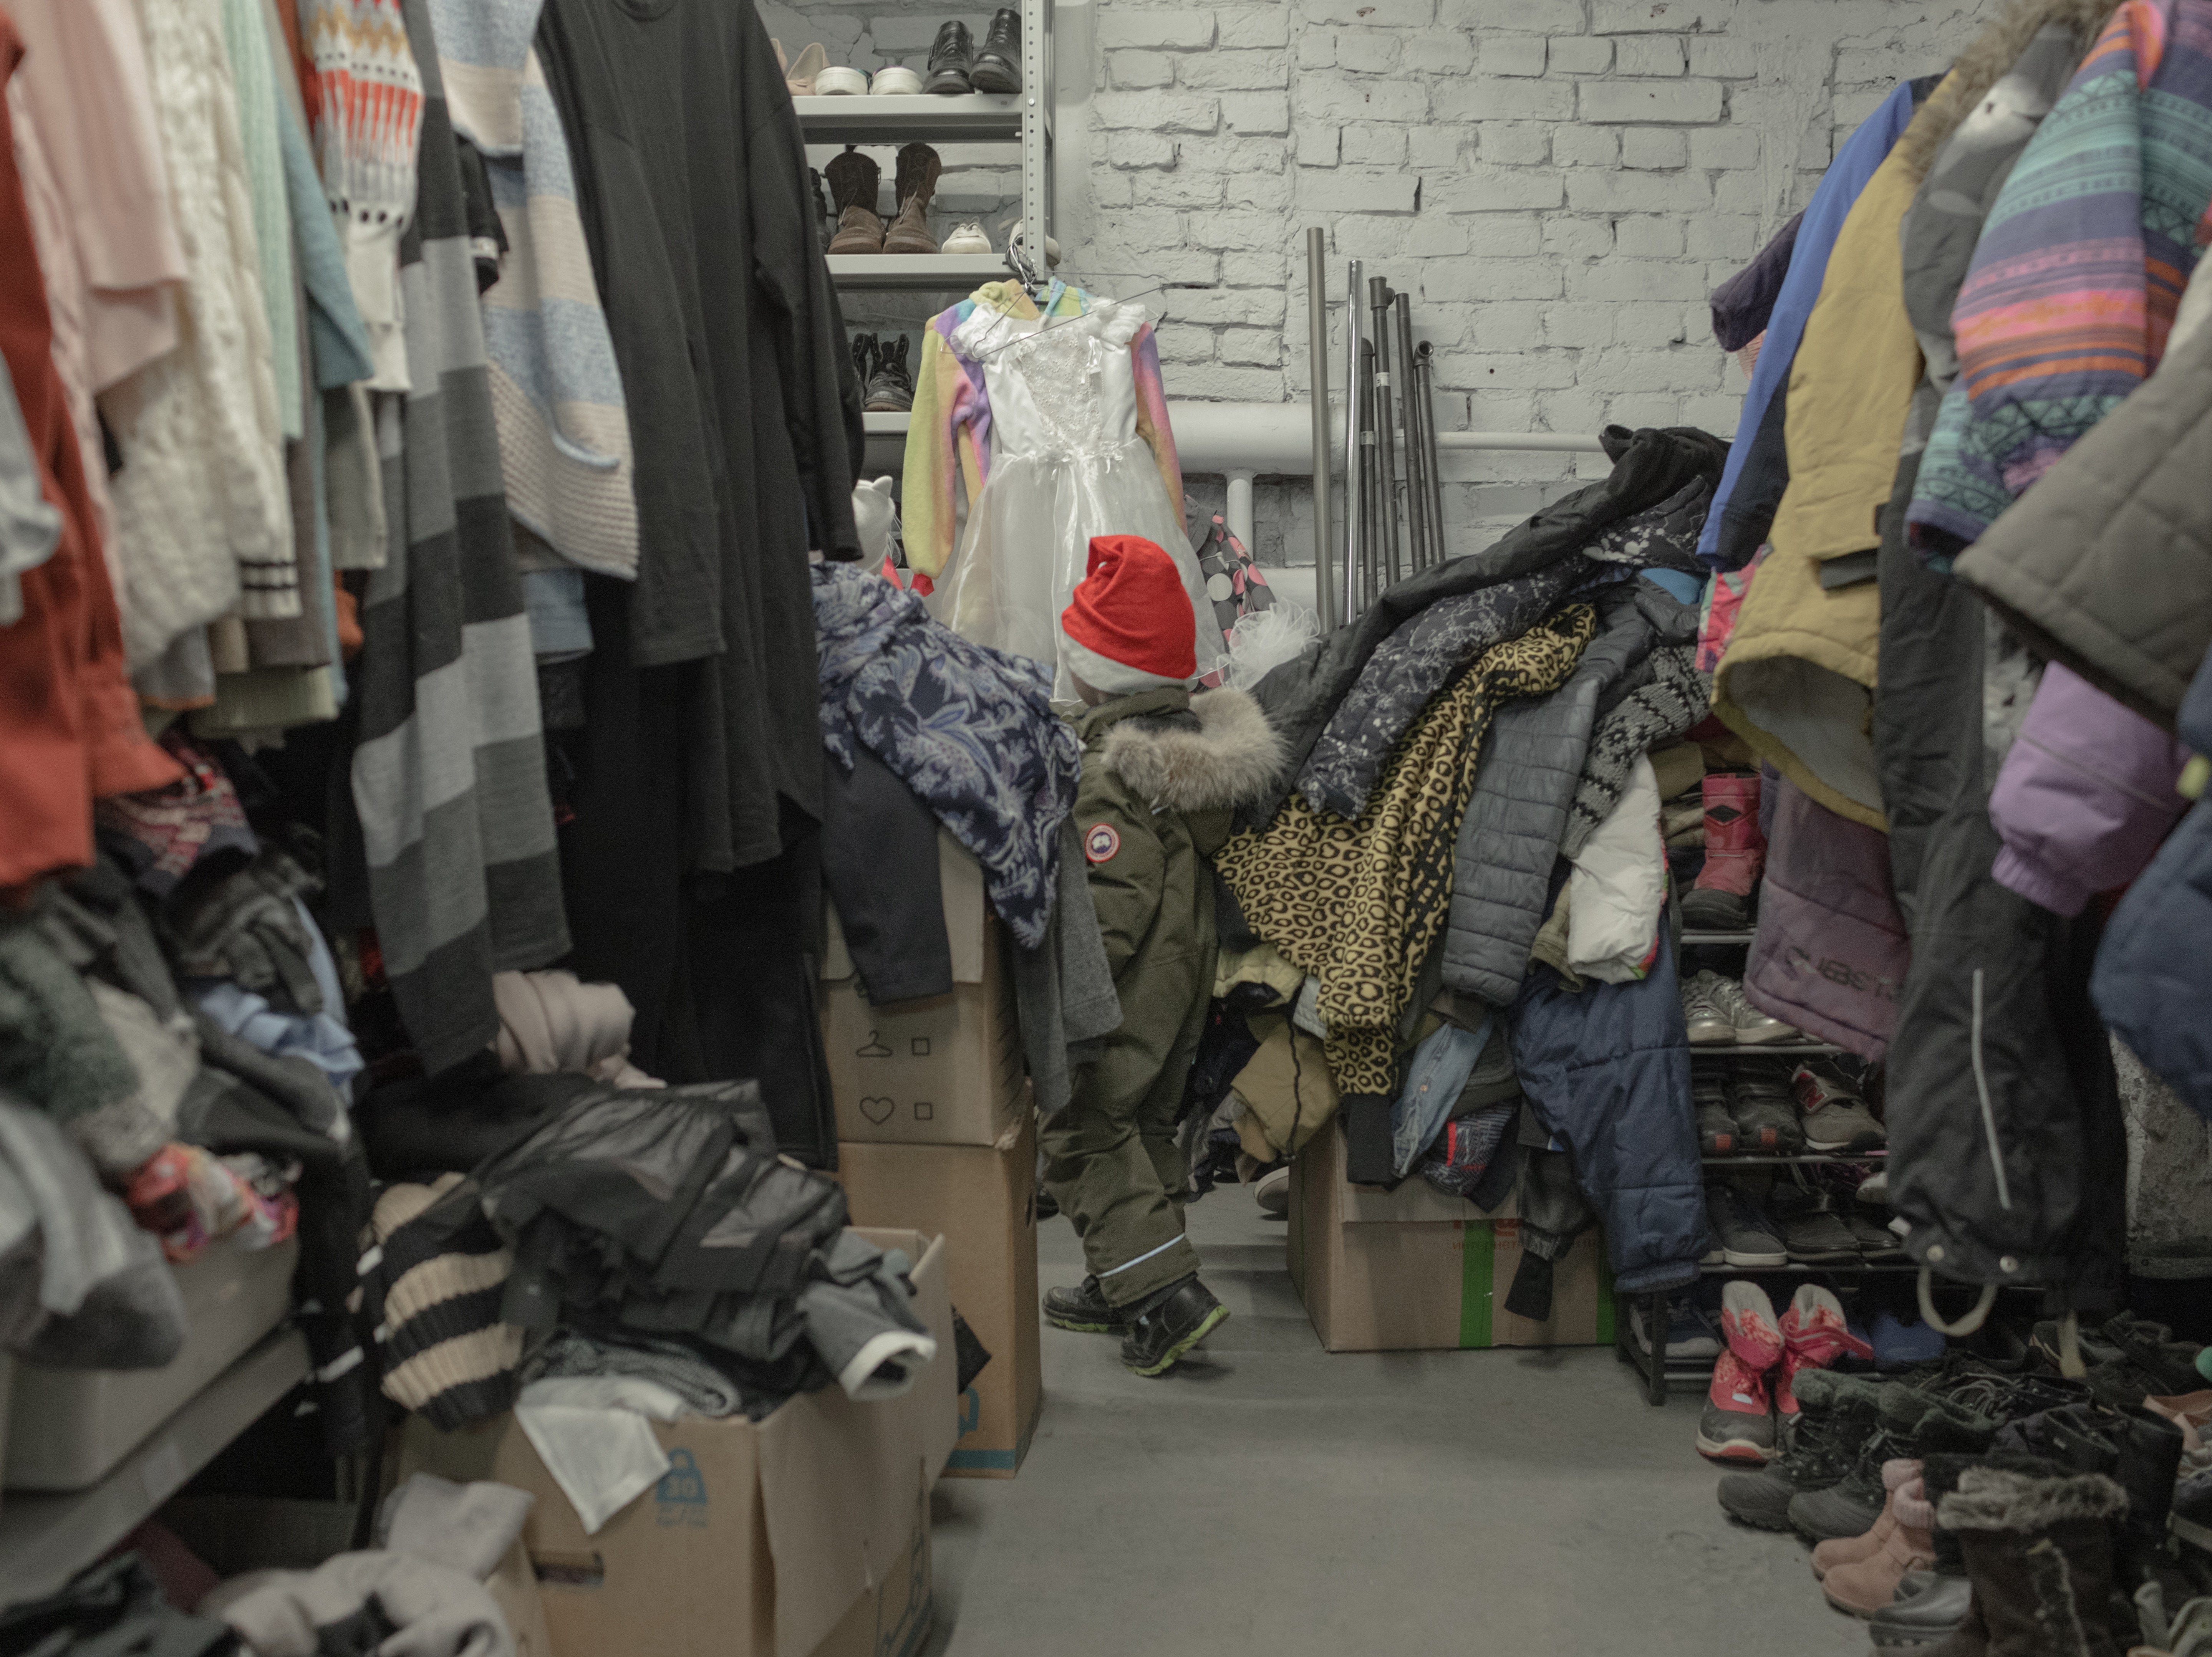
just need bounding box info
[1121,1277,1229,1376]
[969,7,1021,93]
[1728,1057,1806,1153]
[865,333,914,413]
[1767,1183,1860,1266]
[1694,1060,1736,1155]
[924,19,973,94]
[850,331,878,391]
[1706,1180,1788,1268]
[1043,1276,1121,1333]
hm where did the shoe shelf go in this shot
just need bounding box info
[1700,1152,1884,1166]
[863,412,912,434]
[1690,1041,1844,1057]
[1699,1261,1915,1275]
[828,253,1019,290]
[1680,929,1757,946]
[0,1328,309,1607]
[795,92,1035,144]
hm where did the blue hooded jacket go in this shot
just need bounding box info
[1697,80,1923,570]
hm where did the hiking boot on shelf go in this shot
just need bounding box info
[865,334,914,412]
[1716,1369,1883,1529]
[1683,970,1734,1045]
[825,146,884,254]
[1942,1463,2130,1657]
[1680,771,1765,930]
[1778,1283,1871,1418]
[1728,1056,1806,1152]
[1708,972,1804,1045]
[1631,1293,1721,1362]
[1699,1349,1778,1463]
[970,7,1022,93]
[924,18,974,93]
[1121,1276,1229,1376]
[1793,1059,1886,1152]
[882,142,942,256]
[1707,1180,1788,1268]
[1694,1060,1736,1155]
[1768,1183,1859,1266]
[1043,1275,1121,1333]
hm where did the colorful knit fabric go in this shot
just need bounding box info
[299,0,424,391]
[901,278,1182,580]
[1909,0,2212,555]
[1215,604,1596,1097]
[94,730,258,895]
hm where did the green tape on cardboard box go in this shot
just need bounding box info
[1455,1223,1617,1349]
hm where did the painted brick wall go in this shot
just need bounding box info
[767,0,1997,561]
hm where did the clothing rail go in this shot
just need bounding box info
[1166,401,1606,553]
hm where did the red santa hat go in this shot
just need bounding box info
[1059,535,1196,694]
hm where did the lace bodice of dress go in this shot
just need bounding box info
[951,298,1149,463]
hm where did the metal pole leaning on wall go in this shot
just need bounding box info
[1306,229,1335,634]
[1341,258,1363,623]
[1393,291,1429,573]
[1416,342,1446,565]
[1369,277,1401,591]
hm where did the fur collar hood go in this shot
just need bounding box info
[1937,1467,2129,1533]
[1894,0,2123,180]
[1097,687,1284,813]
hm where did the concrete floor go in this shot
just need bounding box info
[921,1192,1870,1657]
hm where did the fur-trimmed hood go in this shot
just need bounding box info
[1937,1466,2129,1533]
[1895,0,2124,180]
[1098,688,1284,813]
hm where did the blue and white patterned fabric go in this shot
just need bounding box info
[813,563,1082,949]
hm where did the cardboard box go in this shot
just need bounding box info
[1289,1121,1615,1352]
[821,832,1025,1147]
[833,1110,1042,1480]
[398,1230,954,1657]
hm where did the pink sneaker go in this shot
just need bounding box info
[1698,1349,1777,1463]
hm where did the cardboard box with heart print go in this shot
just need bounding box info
[820,831,1026,1147]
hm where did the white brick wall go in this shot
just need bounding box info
[773,0,1995,556]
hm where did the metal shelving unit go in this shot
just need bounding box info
[0,1329,309,1606]
[1617,894,1894,1405]
[799,0,1054,296]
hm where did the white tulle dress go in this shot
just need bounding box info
[927,298,1223,695]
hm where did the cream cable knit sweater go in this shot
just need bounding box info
[101,0,295,669]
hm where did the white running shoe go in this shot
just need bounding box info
[1007,219,1061,268]
[941,220,991,255]
[812,64,867,96]
[870,65,923,95]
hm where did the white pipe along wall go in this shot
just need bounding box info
[1167,401,1604,550]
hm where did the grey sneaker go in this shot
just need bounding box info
[1707,974,1802,1044]
[1683,970,1733,1045]
[1707,1180,1789,1268]
[1632,1293,1722,1361]
[1767,1184,1860,1265]
[1793,1060,1885,1152]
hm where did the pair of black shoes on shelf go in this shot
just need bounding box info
[851,333,915,414]
[926,11,1021,95]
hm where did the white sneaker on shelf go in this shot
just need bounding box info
[813,64,867,96]
[1007,219,1061,268]
[941,221,991,255]
[870,65,923,95]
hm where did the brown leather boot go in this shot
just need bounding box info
[881,142,940,255]
[825,146,882,255]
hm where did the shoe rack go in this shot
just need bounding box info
[797,0,1057,300]
[1613,884,1887,1407]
